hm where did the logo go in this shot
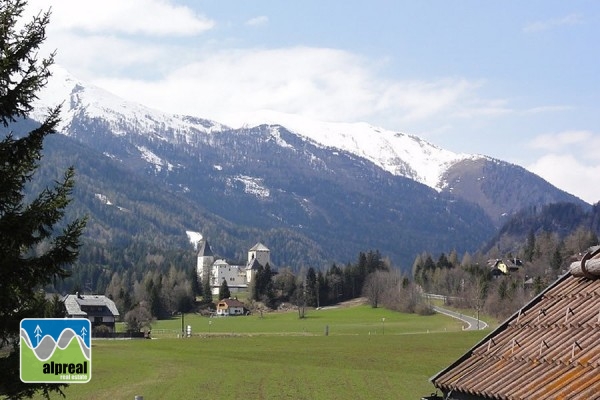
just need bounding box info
[20,318,91,383]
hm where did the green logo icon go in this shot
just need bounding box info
[20,318,91,383]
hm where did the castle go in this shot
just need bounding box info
[196,239,271,295]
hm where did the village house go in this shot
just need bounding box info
[196,239,272,296]
[487,257,522,276]
[63,292,120,332]
[429,246,600,399]
[216,298,247,316]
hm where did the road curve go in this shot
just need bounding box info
[433,306,488,331]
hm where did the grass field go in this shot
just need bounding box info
[145,304,472,337]
[39,305,488,400]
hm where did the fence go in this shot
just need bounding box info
[93,331,147,339]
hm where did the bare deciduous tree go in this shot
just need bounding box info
[363,270,399,308]
[124,302,154,333]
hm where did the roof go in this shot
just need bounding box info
[249,242,269,251]
[246,257,262,270]
[217,298,246,308]
[487,258,521,275]
[431,246,600,399]
[63,293,120,317]
[198,239,214,257]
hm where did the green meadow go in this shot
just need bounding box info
[40,305,488,400]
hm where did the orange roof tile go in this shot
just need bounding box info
[431,246,600,399]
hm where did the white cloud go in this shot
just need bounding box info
[528,154,600,204]
[28,0,215,36]
[24,1,514,133]
[48,33,168,77]
[91,46,497,131]
[523,105,573,114]
[529,130,594,152]
[523,13,583,33]
[527,130,600,203]
[245,16,269,27]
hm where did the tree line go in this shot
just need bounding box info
[221,249,433,317]
[412,226,599,320]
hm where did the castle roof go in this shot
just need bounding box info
[246,258,262,270]
[197,239,214,257]
[250,242,269,251]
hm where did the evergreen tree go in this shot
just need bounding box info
[305,267,317,307]
[250,265,264,301]
[0,1,86,398]
[325,263,343,304]
[523,229,536,262]
[219,278,230,300]
[190,266,201,297]
[202,275,213,304]
[262,264,276,308]
[437,253,452,269]
[146,277,163,318]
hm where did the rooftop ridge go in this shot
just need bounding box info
[569,245,600,278]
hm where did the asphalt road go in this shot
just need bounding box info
[433,306,488,331]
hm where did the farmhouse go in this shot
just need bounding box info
[430,246,600,399]
[487,258,522,276]
[216,298,247,316]
[197,239,272,296]
[63,293,120,332]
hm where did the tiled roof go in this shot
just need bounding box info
[431,246,600,399]
[217,298,246,308]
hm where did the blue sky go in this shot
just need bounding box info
[27,0,600,203]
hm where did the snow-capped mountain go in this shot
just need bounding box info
[227,110,482,191]
[34,66,481,193]
[33,65,228,142]
[27,66,587,268]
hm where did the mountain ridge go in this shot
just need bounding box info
[24,65,589,271]
[34,65,488,194]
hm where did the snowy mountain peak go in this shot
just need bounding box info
[33,65,485,191]
[232,110,485,190]
[32,65,229,141]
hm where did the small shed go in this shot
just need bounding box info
[216,298,247,316]
[430,246,600,399]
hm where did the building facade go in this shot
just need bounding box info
[216,298,247,316]
[196,239,271,295]
[63,293,120,332]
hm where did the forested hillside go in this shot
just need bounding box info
[12,131,329,313]
[412,207,600,321]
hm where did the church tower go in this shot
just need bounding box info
[196,239,215,283]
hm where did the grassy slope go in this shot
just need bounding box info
[41,306,488,400]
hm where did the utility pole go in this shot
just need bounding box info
[181,312,185,338]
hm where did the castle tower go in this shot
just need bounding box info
[246,243,270,283]
[248,242,270,266]
[197,239,215,282]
